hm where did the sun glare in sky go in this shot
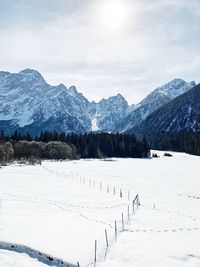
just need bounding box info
[101,1,127,29]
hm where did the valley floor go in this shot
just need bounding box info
[0,151,200,267]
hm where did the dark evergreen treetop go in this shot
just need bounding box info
[0,130,150,160]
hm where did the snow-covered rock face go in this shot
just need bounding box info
[0,69,196,135]
[88,94,129,132]
[0,69,129,135]
[117,79,196,132]
[146,79,196,101]
[133,83,200,135]
[0,69,91,135]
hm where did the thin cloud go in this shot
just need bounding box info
[0,0,199,104]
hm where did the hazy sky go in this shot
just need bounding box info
[0,0,199,105]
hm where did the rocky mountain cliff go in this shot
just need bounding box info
[116,79,196,132]
[130,83,200,136]
[0,69,196,135]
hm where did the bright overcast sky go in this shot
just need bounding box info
[0,0,200,105]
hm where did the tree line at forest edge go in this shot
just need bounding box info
[149,131,200,156]
[0,130,150,164]
[1,129,199,164]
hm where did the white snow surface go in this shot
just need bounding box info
[91,116,99,131]
[0,249,49,267]
[0,151,200,267]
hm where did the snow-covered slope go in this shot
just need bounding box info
[0,152,200,267]
[117,79,196,132]
[0,249,50,267]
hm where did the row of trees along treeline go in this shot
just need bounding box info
[149,131,200,156]
[0,130,150,165]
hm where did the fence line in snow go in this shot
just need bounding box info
[43,165,134,202]
[85,194,140,267]
[42,166,140,267]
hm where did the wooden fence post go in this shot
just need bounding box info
[137,195,140,207]
[121,213,124,231]
[133,194,138,204]
[115,221,117,241]
[77,262,80,267]
[128,205,130,221]
[94,240,97,266]
[107,185,109,193]
[105,229,109,248]
[113,186,115,195]
[120,189,122,198]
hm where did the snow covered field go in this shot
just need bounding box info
[0,249,49,267]
[0,151,200,267]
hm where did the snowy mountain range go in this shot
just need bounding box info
[88,94,129,132]
[131,83,200,136]
[0,69,197,135]
[116,79,196,132]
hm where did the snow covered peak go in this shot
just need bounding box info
[117,79,196,133]
[0,68,197,135]
[88,93,129,132]
[0,71,11,82]
[155,78,186,94]
[0,70,10,77]
[154,79,195,99]
[68,85,78,96]
[138,79,195,107]
[99,93,127,105]
[19,68,46,85]
[0,69,92,132]
[165,78,185,85]
[56,83,67,91]
[20,68,39,74]
[116,93,125,100]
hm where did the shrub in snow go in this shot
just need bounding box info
[152,153,159,158]
[0,141,14,165]
[164,152,173,157]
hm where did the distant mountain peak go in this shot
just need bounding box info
[57,83,67,90]
[19,68,43,76]
[99,93,127,104]
[0,70,10,75]
[116,93,126,100]
[19,68,46,84]
[68,85,78,95]
[132,83,200,135]
[154,78,196,99]
[116,78,196,133]
[20,68,38,73]
[167,78,185,83]
[0,68,197,135]
[116,92,123,97]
